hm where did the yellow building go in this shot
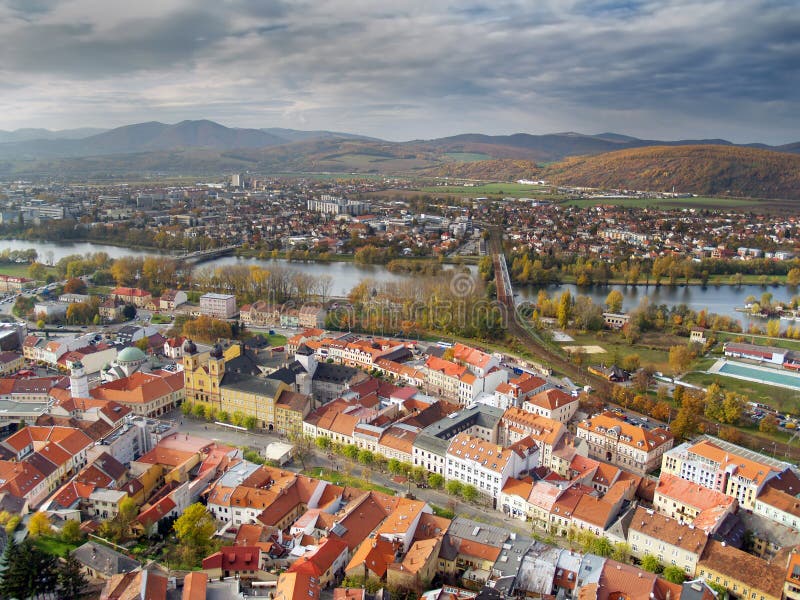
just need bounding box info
[275,390,311,437]
[697,540,785,600]
[0,352,24,376]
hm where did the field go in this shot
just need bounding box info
[559,196,756,209]
[314,153,433,172]
[33,535,81,557]
[681,369,800,414]
[712,330,800,352]
[443,152,491,162]
[419,182,550,196]
[567,331,679,373]
[0,262,56,279]
[306,467,395,495]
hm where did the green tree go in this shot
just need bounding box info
[315,436,331,450]
[357,449,374,465]
[60,519,84,545]
[388,459,403,474]
[461,484,479,502]
[428,473,444,489]
[173,503,217,566]
[605,290,624,313]
[58,554,89,597]
[0,539,58,599]
[611,542,631,563]
[445,480,463,496]
[641,553,663,573]
[122,303,137,320]
[662,565,687,584]
[343,444,359,460]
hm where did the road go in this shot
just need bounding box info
[167,409,537,539]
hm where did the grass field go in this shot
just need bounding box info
[420,182,550,197]
[560,196,756,209]
[33,535,81,558]
[307,467,395,495]
[266,333,287,346]
[442,152,491,162]
[569,331,674,373]
[0,262,56,279]
[712,330,800,352]
[681,370,800,413]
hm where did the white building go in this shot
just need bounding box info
[445,432,538,499]
[199,293,238,319]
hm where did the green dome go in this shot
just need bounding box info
[118,346,146,363]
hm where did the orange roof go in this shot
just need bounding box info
[182,572,207,600]
[345,537,395,579]
[288,537,348,577]
[528,388,575,410]
[656,473,735,512]
[502,407,564,446]
[447,433,514,473]
[452,343,494,369]
[90,370,184,406]
[424,355,468,378]
[378,427,416,455]
[579,413,673,451]
[274,571,319,600]
[688,439,780,485]
[501,476,534,499]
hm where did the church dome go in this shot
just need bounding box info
[183,339,198,355]
[210,343,224,359]
[118,346,147,364]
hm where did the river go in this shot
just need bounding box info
[1,238,792,324]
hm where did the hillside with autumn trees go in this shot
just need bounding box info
[541,145,800,200]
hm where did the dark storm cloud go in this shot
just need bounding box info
[0,0,797,143]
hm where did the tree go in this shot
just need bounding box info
[461,484,479,502]
[428,473,444,489]
[766,319,781,338]
[0,539,58,599]
[788,268,800,287]
[290,434,314,470]
[388,459,403,475]
[343,444,359,460]
[662,565,686,584]
[668,345,693,375]
[671,391,705,440]
[556,291,573,329]
[28,511,52,537]
[173,503,217,566]
[759,414,779,433]
[28,262,48,281]
[63,277,87,295]
[611,542,632,563]
[60,519,84,545]
[605,290,624,313]
[721,392,744,424]
[621,354,641,372]
[357,449,374,465]
[58,554,88,598]
[315,436,331,450]
[641,553,663,573]
[122,303,137,320]
[445,480,463,496]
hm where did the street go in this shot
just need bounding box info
[166,408,537,539]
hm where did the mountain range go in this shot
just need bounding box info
[1,120,799,200]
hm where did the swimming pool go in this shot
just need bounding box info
[716,361,800,390]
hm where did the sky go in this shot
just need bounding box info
[0,0,798,144]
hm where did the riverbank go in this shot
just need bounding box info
[543,273,792,287]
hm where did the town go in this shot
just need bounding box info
[0,231,797,600]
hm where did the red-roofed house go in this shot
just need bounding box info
[287,537,348,588]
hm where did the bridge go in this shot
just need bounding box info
[487,226,610,392]
[175,245,240,267]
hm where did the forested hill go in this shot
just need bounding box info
[541,145,800,200]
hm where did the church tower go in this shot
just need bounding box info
[70,361,89,398]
